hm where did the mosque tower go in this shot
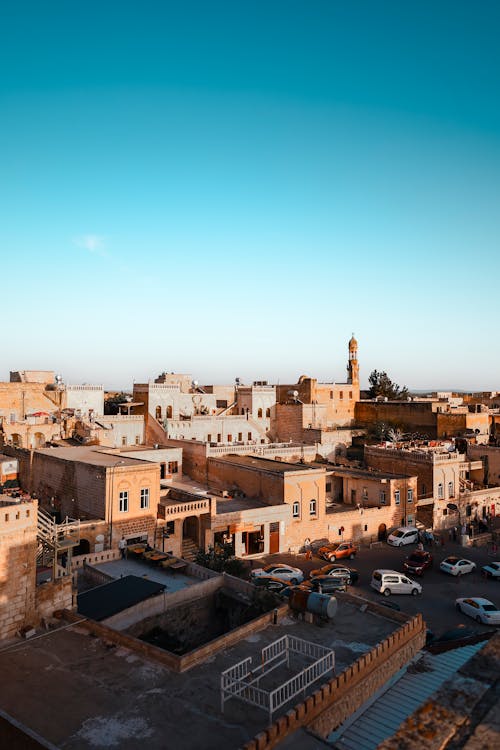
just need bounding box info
[347,334,359,385]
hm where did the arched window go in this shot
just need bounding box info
[166,405,173,418]
[309,498,316,516]
[292,501,300,518]
[448,481,454,498]
[155,406,162,420]
[257,408,263,418]
[437,483,444,499]
[265,408,271,418]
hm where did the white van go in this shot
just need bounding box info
[371,569,422,597]
[387,526,419,547]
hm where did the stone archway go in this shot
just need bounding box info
[183,515,199,546]
[11,433,22,447]
[34,432,45,448]
[378,523,387,541]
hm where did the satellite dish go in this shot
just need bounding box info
[447,503,458,511]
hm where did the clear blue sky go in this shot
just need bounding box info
[2,1,499,390]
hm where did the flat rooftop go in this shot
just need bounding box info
[91,557,201,593]
[0,600,397,750]
[329,465,414,481]
[35,446,152,467]
[212,454,326,475]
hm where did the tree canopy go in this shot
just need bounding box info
[368,370,409,401]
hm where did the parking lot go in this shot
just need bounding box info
[255,538,500,636]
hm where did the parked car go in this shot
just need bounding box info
[371,569,422,597]
[302,574,349,594]
[455,597,500,625]
[252,576,292,594]
[440,557,476,577]
[481,561,500,580]
[387,526,419,547]
[403,550,433,576]
[309,564,359,585]
[317,542,357,561]
[250,564,304,585]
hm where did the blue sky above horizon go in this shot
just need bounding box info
[1,1,499,390]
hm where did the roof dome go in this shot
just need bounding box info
[349,334,358,350]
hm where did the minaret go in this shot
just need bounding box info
[347,334,359,385]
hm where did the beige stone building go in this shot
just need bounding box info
[365,441,498,530]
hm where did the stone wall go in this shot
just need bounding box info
[243,613,426,750]
[0,499,37,640]
[35,578,73,622]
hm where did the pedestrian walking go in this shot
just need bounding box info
[448,528,453,542]
[118,536,127,559]
[452,526,457,542]
[304,537,312,560]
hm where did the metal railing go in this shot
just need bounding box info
[221,635,334,722]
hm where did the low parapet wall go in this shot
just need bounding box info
[56,602,289,673]
[243,613,426,750]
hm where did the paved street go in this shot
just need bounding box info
[254,539,500,637]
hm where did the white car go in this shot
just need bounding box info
[456,597,500,625]
[440,556,476,576]
[250,564,304,584]
[371,569,422,597]
[387,527,419,547]
[481,561,500,580]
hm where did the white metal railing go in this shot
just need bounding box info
[221,635,334,722]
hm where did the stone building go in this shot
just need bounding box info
[10,445,163,551]
[365,441,498,530]
[0,493,37,640]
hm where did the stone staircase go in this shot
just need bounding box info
[181,538,199,562]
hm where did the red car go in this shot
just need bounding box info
[403,550,433,576]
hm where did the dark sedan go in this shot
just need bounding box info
[303,574,349,594]
[309,564,359,585]
[403,550,433,576]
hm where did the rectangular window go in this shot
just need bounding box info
[309,498,317,516]
[380,491,386,505]
[217,433,221,442]
[238,432,242,441]
[339,391,343,400]
[292,501,300,518]
[121,436,127,447]
[166,520,175,535]
[349,391,353,399]
[135,435,140,445]
[9,413,16,424]
[394,490,400,505]
[207,433,212,442]
[227,434,232,442]
[326,482,332,492]
[407,488,413,504]
[168,461,178,474]
[140,488,150,509]
[248,432,252,441]
[216,400,228,409]
[438,483,444,499]
[330,390,334,399]
[119,491,129,513]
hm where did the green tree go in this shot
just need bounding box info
[368,370,409,401]
[104,392,131,415]
[195,544,246,578]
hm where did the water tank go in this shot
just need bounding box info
[289,589,337,619]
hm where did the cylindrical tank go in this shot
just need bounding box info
[289,589,337,619]
[307,592,337,619]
